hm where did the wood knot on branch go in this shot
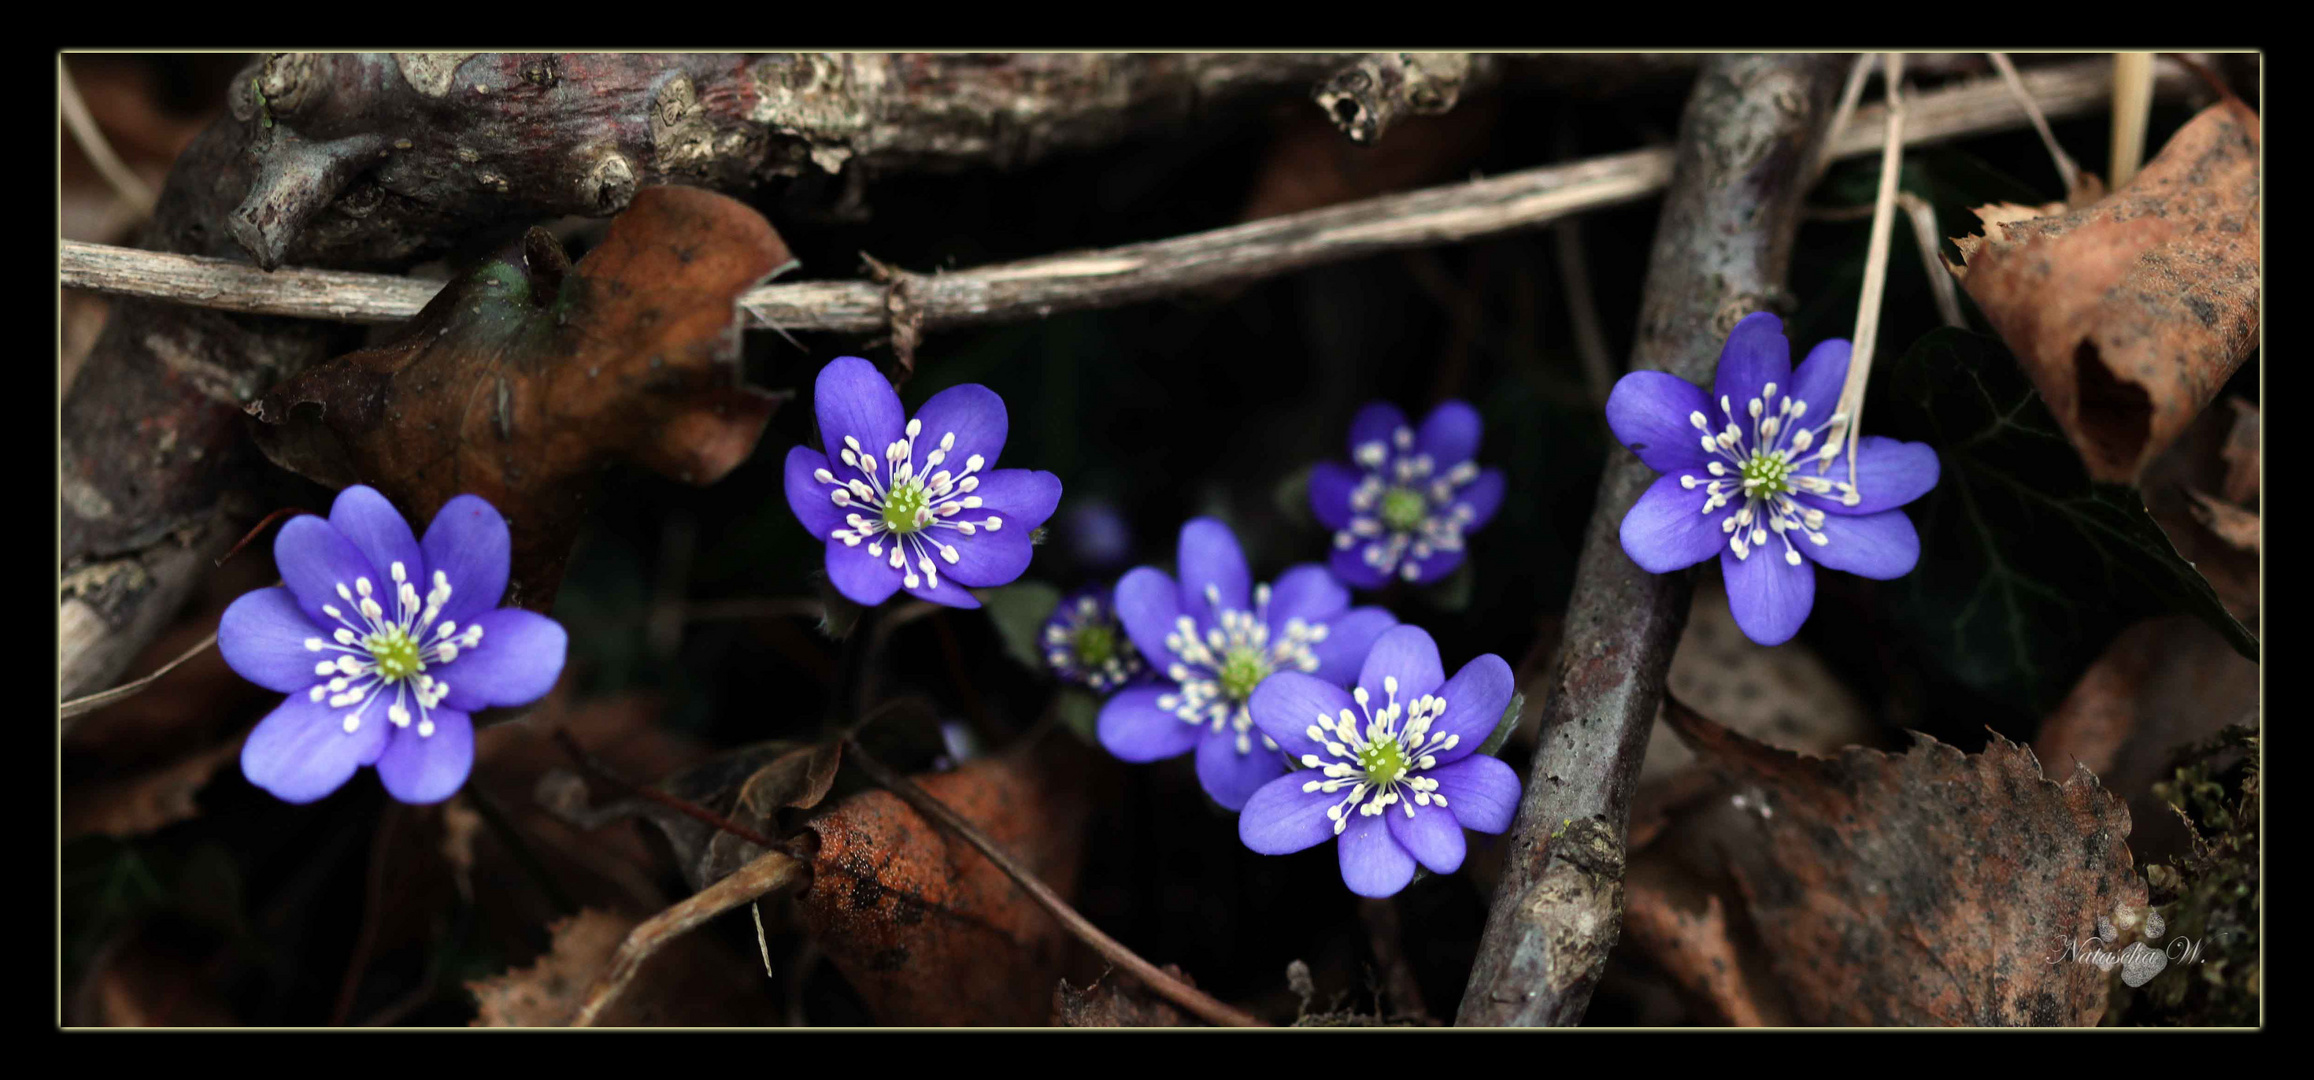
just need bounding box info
[861,252,927,381]
[1313,53,1476,144]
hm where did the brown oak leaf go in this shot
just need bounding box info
[798,733,1093,1026]
[1947,98,2258,483]
[248,185,789,611]
[1662,695,2146,1026]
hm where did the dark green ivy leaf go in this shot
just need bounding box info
[1475,692,1526,760]
[980,580,1064,674]
[1879,328,2256,714]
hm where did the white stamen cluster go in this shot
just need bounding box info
[1295,674,1460,834]
[1156,583,1330,755]
[1334,424,1482,582]
[1042,593,1145,692]
[1680,382,1861,566]
[818,418,1006,591]
[300,561,481,739]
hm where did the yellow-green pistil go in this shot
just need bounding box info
[1074,622,1118,669]
[1379,487,1429,532]
[367,625,423,681]
[1218,646,1272,702]
[1738,452,1795,496]
[881,481,931,533]
[1355,736,1409,785]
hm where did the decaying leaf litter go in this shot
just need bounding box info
[59,52,2257,1028]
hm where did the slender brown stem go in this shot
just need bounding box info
[58,631,218,727]
[843,737,1266,1028]
[551,729,780,851]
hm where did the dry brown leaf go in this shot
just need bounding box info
[1662,696,2146,1026]
[700,740,844,888]
[2218,397,2258,505]
[1621,857,1777,1026]
[467,906,774,1027]
[2187,491,2259,552]
[2139,393,2260,624]
[799,734,1093,1026]
[1053,967,1195,1027]
[1630,579,1872,848]
[249,186,789,611]
[79,928,238,1027]
[469,910,634,1026]
[63,729,247,840]
[1947,98,2259,482]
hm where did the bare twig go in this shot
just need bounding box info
[1835,54,1907,490]
[2110,52,2157,188]
[552,729,781,851]
[1986,52,2083,196]
[1897,191,1966,329]
[1814,54,1878,180]
[58,59,156,218]
[1456,53,1847,1028]
[568,846,810,1027]
[58,631,216,726]
[843,737,1265,1028]
[58,56,2193,337]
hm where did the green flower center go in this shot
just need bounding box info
[1379,487,1429,532]
[1356,736,1409,784]
[1740,452,1795,496]
[1218,646,1272,702]
[365,625,423,682]
[880,480,930,534]
[1073,623,1117,669]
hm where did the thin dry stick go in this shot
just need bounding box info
[1895,191,1966,329]
[843,737,1265,1028]
[568,846,810,1027]
[57,55,2189,334]
[58,60,156,218]
[1834,53,1907,490]
[2110,52,2156,189]
[58,631,216,725]
[1815,53,1880,179]
[1987,52,2083,195]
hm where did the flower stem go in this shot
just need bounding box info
[842,736,1267,1027]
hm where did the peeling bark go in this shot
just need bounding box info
[1455,53,1845,1027]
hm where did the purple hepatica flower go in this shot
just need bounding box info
[1043,584,1149,693]
[1606,312,1940,646]
[785,357,1062,611]
[1312,400,1505,588]
[1097,518,1397,810]
[1239,625,1522,898]
[219,486,568,805]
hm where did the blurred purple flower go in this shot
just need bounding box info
[786,357,1062,610]
[1042,584,1149,693]
[1238,625,1521,898]
[1063,499,1135,571]
[1312,400,1505,588]
[218,486,567,805]
[1096,518,1396,810]
[1606,312,1940,646]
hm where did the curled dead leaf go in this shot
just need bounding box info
[248,186,790,611]
[468,906,775,1027]
[1053,967,1195,1027]
[1662,696,2146,1026]
[799,733,1093,1026]
[1946,99,2258,482]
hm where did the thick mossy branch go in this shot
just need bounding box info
[1455,53,1848,1028]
